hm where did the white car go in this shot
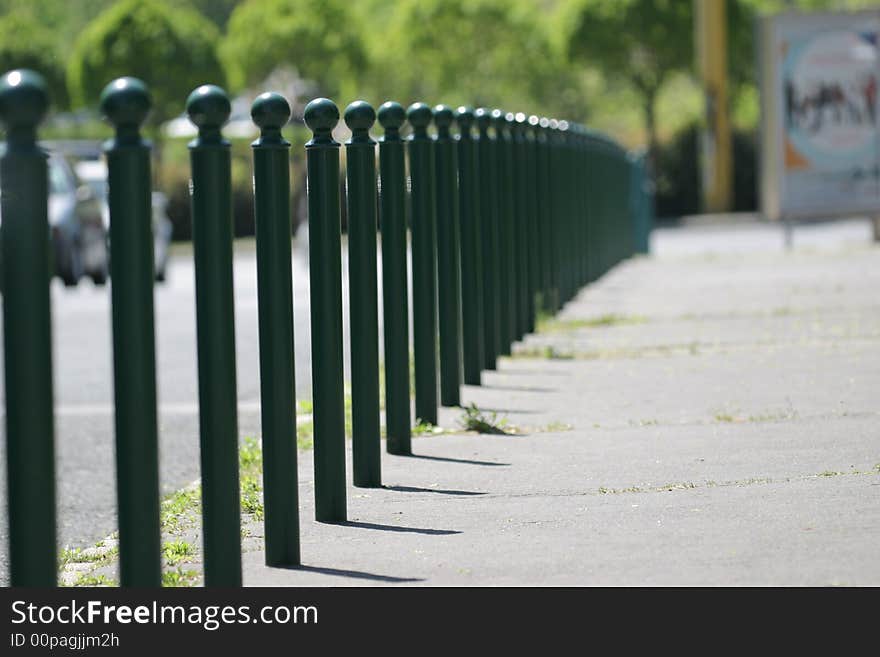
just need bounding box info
[0,152,109,286]
[74,159,173,281]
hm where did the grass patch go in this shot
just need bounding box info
[296,420,315,449]
[160,486,201,533]
[459,403,509,435]
[239,436,265,521]
[239,436,262,473]
[510,343,695,361]
[72,574,116,587]
[162,567,199,588]
[542,421,574,432]
[59,544,118,568]
[240,477,264,520]
[596,466,880,497]
[714,409,798,425]
[162,540,195,566]
[537,313,647,333]
[412,420,445,436]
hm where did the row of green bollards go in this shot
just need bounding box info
[0,68,650,587]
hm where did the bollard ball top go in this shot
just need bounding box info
[0,69,49,129]
[539,117,550,129]
[406,102,432,129]
[515,112,527,124]
[549,118,559,130]
[99,76,151,128]
[475,107,492,130]
[186,84,230,128]
[377,101,405,130]
[505,111,516,124]
[344,100,376,132]
[528,114,540,127]
[304,97,339,133]
[433,104,454,128]
[251,92,291,131]
[558,119,570,132]
[455,106,475,128]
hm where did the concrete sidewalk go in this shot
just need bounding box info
[238,219,879,586]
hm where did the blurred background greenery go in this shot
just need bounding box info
[0,0,875,236]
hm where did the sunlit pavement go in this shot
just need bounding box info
[1,216,878,585]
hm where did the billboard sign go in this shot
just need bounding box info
[759,10,880,220]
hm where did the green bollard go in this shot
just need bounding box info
[492,109,513,356]
[187,85,242,585]
[588,134,603,283]
[527,115,541,327]
[580,128,592,286]
[583,132,594,284]
[250,92,300,567]
[574,127,585,288]
[548,119,562,311]
[304,98,347,522]
[433,105,462,407]
[100,78,162,587]
[558,121,571,304]
[533,118,548,312]
[377,101,412,455]
[0,70,57,587]
[344,100,381,488]
[512,113,530,339]
[455,106,483,386]
[407,102,439,426]
[475,108,499,371]
[537,117,553,312]
[502,112,519,346]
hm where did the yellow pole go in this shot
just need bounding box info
[695,0,733,212]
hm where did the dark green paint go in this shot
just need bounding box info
[455,106,483,386]
[407,102,438,426]
[433,105,462,407]
[0,69,58,587]
[304,98,347,522]
[475,108,499,371]
[187,85,242,586]
[344,100,381,488]
[251,92,300,567]
[377,101,411,454]
[100,77,162,588]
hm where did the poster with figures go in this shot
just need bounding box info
[760,10,880,220]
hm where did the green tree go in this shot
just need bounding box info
[0,10,69,108]
[559,0,693,154]
[67,0,225,125]
[368,0,570,116]
[221,0,367,98]
[183,0,240,30]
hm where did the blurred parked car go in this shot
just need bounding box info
[74,159,173,282]
[0,151,109,286]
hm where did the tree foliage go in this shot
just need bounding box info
[560,0,693,151]
[0,10,69,108]
[67,0,224,124]
[368,0,570,116]
[221,0,367,98]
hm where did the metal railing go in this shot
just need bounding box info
[0,70,652,586]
